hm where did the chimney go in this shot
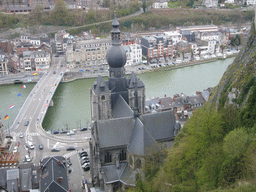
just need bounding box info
[57,177,63,183]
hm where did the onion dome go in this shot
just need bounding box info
[106,12,127,68]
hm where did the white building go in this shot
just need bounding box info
[30,36,41,46]
[163,31,182,46]
[23,51,32,71]
[208,40,219,54]
[200,32,221,41]
[246,0,256,4]
[32,50,51,71]
[204,0,218,7]
[153,1,168,8]
[123,44,142,66]
[0,50,8,76]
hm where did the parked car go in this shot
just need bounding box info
[13,146,18,153]
[6,135,13,139]
[81,156,89,161]
[66,147,76,151]
[67,130,75,136]
[82,162,90,168]
[81,159,90,165]
[24,121,29,126]
[60,130,68,134]
[53,130,59,134]
[19,133,24,138]
[51,148,60,152]
[83,165,90,172]
[80,127,88,131]
[39,144,43,150]
[80,152,88,157]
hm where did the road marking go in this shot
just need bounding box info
[63,151,77,159]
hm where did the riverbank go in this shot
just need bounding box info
[0,55,236,85]
[61,55,236,83]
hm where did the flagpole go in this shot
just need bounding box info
[8,122,10,137]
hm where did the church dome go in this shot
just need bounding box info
[106,46,127,68]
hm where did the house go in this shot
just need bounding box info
[152,0,168,8]
[163,31,182,46]
[203,0,218,7]
[19,163,40,191]
[90,14,180,192]
[123,44,142,66]
[0,49,8,76]
[40,156,69,192]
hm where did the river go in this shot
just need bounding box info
[0,57,235,131]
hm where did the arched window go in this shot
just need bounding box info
[135,158,142,169]
[105,152,112,163]
[119,150,126,161]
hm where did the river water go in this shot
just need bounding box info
[0,57,234,131]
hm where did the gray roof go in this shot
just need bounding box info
[19,164,32,191]
[97,117,134,148]
[101,163,126,184]
[0,168,7,187]
[128,118,160,156]
[140,110,176,141]
[112,95,134,118]
[92,76,110,95]
[127,72,145,89]
[188,95,205,105]
[119,165,137,186]
[41,156,68,192]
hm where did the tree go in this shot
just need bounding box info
[51,0,70,26]
[142,1,146,13]
[220,44,225,54]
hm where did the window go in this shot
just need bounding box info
[135,158,142,168]
[105,152,112,163]
[101,95,105,100]
[119,150,126,161]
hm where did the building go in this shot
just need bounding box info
[40,156,69,192]
[66,38,110,68]
[23,51,32,71]
[203,0,218,7]
[152,0,168,8]
[90,14,179,191]
[32,50,51,71]
[123,43,142,66]
[141,35,173,61]
[163,31,182,46]
[0,49,8,76]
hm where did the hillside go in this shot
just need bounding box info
[133,23,256,192]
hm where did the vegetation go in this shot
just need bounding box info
[130,22,256,192]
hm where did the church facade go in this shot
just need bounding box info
[89,14,180,192]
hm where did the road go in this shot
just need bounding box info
[8,55,90,167]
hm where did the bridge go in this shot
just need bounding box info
[6,56,90,165]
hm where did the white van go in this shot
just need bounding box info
[26,141,34,149]
[25,155,31,162]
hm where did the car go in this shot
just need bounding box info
[26,142,34,149]
[67,130,75,136]
[81,156,89,160]
[80,152,88,157]
[68,168,72,174]
[67,159,72,166]
[39,144,43,150]
[53,130,59,134]
[53,71,56,74]
[51,148,60,152]
[83,165,90,172]
[13,146,18,153]
[25,155,31,162]
[80,127,88,131]
[66,147,76,151]
[60,130,68,134]
[6,135,13,139]
[81,159,90,165]
[24,121,29,126]
[19,133,24,138]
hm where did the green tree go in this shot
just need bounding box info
[51,0,70,26]
[142,1,146,13]
[223,128,248,158]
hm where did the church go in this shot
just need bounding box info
[89,14,180,192]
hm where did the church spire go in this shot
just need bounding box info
[133,78,139,118]
[111,11,121,46]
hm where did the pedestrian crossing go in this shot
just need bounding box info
[13,132,40,137]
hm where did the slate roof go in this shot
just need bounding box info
[188,95,205,105]
[127,72,145,89]
[101,163,126,184]
[140,110,176,141]
[92,76,110,95]
[96,117,135,148]
[112,95,134,118]
[128,118,160,156]
[159,97,173,110]
[19,163,32,191]
[41,156,68,192]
